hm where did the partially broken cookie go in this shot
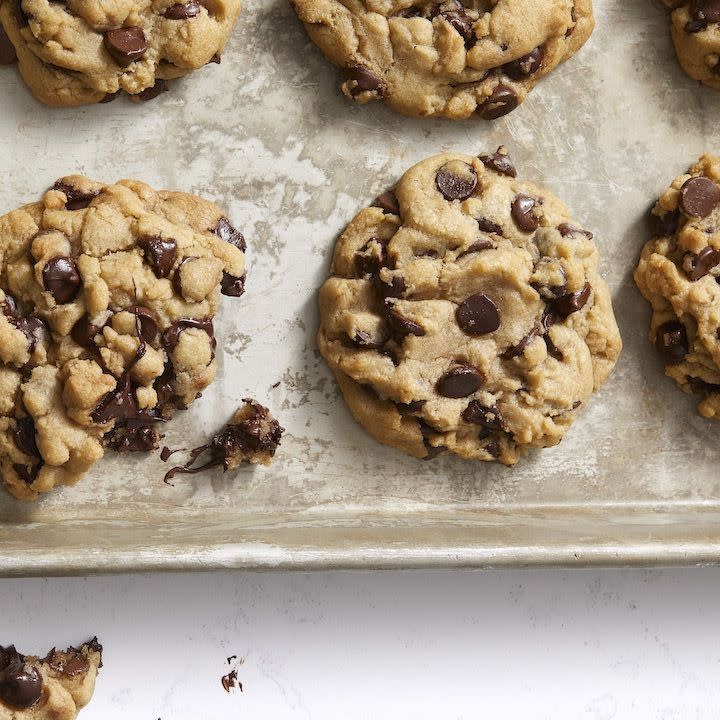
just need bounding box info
[0,176,246,500]
[163,399,284,482]
[0,639,102,719]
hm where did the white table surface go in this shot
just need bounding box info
[2,569,719,719]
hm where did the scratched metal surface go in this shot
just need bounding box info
[1,0,720,574]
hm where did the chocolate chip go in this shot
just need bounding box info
[91,374,138,425]
[45,651,89,678]
[479,147,516,177]
[375,274,406,299]
[0,661,42,709]
[503,46,545,79]
[214,217,246,252]
[104,27,147,65]
[355,237,388,277]
[373,190,400,215]
[541,309,563,360]
[435,162,477,201]
[653,209,680,237]
[99,90,122,103]
[71,314,100,348]
[456,293,500,335]
[397,399,425,413]
[385,303,425,343]
[502,327,540,359]
[352,330,383,349]
[344,65,384,96]
[462,400,503,430]
[485,441,501,459]
[164,1,201,18]
[457,239,494,259]
[436,363,484,398]
[551,283,591,318]
[476,84,519,119]
[680,176,720,218]
[0,25,17,65]
[477,217,503,235]
[126,305,158,342]
[13,462,41,485]
[655,320,688,365]
[133,79,169,101]
[439,8,475,47]
[687,246,720,280]
[106,425,160,452]
[511,195,539,232]
[161,318,216,353]
[691,0,720,22]
[52,181,99,210]
[418,419,445,460]
[2,295,45,354]
[13,416,39,459]
[138,235,177,278]
[221,273,246,297]
[686,18,708,31]
[42,256,81,304]
[558,223,593,239]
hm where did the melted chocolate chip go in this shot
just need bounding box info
[104,27,147,65]
[105,425,160,452]
[558,223,593,239]
[688,246,720,280]
[541,309,563,360]
[42,256,81,304]
[373,191,400,215]
[0,661,42,709]
[680,176,720,218]
[2,295,45,354]
[221,272,246,297]
[456,293,500,335]
[551,283,591,318]
[52,181,99,210]
[436,363,484,398]
[397,399,425,413]
[439,7,475,47]
[511,195,539,232]
[91,374,138,425]
[13,462,41,485]
[435,163,477,201]
[71,314,100,348]
[375,274,407,300]
[503,45,545,79]
[164,1,201,18]
[13,416,39,459]
[214,217,246,252]
[126,305,158,342]
[476,84,519,119]
[355,237,388,277]
[344,65,384,96]
[385,303,425,343]
[477,217,503,235]
[161,318,216,353]
[502,327,540,359]
[138,235,177,278]
[133,79,169,101]
[479,148,516,177]
[656,320,688,365]
[45,650,89,677]
[462,400,504,430]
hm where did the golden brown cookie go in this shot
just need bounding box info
[318,149,622,464]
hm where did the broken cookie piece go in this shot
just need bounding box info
[0,638,102,719]
[163,399,284,483]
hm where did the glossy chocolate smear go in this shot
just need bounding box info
[344,64,384,96]
[138,235,177,278]
[435,162,477,201]
[45,650,89,677]
[214,217,246,252]
[457,238,494,259]
[679,176,720,218]
[104,27,147,65]
[479,147,516,177]
[439,7,475,47]
[436,364,484,398]
[42,256,81,304]
[476,84,519,119]
[52,181,99,210]
[0,660,42,709]
[456,293,500,335]
[164,1,201,18]
[656,320,688,365]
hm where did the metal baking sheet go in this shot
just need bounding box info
[2,0,720,574]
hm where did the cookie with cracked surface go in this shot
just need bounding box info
[0,0,239,106]
[318,148,622,464]
[290,0,594,119]
[663,0,720,89]
[0,175,246,500]
[0,638,101,719]
[634,154,720,419]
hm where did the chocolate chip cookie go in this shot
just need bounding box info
[0,0,240,106]
[0,639,101,719]
[318,149,622,464]
[290,0,594,119]
[0,176,246,500]
[634,154,720,419]
[663,0,720,88]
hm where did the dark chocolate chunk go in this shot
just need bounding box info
[164,1,201,18]
[214,217,246,252]
[679,176,720,218]
[456,293,500,335]
[435,163,477,201]
[161,318,216,353]
[476,84,519,119]
[655,320,688,366]
[485,441,501,459]
[221,272,246,297]
[550,283,591,318]
[503,46,545,79]
[42,256,81,304]
[511,195,539,232]
[104,27,147,65]
[375,274,407,299]
[439,7,475,47]
[691,0,720,23]
[138,235,177,278]
[352,330,383,349]
[418,419,445,460]
[13,462,41,485]
[355,237,388,277]
[479,147,516,177]
[436,363,484,398]
[462,400,503,430]
[45,650,89,678]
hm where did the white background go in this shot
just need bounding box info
[2,569,720,719]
